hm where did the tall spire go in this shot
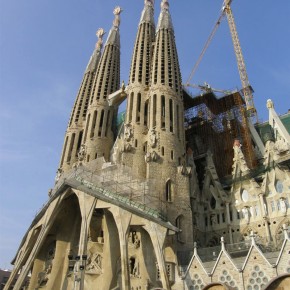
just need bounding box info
[152,0,181,94]
[146,0,193,247]
[157,0,173,31]
[140,0,155,24]
[85,28,106,73]
[82,7,122,163]
[128,0,155,85]
[122,0,156,178]
[105,6,122,47]
[58,28,105,172]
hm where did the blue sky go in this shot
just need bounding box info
[0,0,289,269]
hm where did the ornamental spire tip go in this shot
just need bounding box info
[113,6,123,28]
[145,0,154,6]
[95,28,106,50]
[161,0,169,10]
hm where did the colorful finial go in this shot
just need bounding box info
[96,28,106,50]
[113,6,123,28]
[161,0,169,10]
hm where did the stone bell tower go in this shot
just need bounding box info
[122,0,156,178]
[58,29,105,173]
[83,7,122,163]
[145,0,193,247]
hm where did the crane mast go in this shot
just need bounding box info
[223,0,257,121]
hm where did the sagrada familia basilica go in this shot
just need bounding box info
[4,0,290,289]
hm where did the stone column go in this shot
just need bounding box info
[226,202,233,243]
[8,195,65,290]
[113,208,132,290]
[144,222,170,289]
[74,191,97,290]
[259,193,272,242]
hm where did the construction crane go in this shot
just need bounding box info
[184,82,233,95]
[186,0,258,123]
[223,0,257,122]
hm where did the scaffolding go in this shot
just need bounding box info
[50,163,168,222]
[184,90,257,179]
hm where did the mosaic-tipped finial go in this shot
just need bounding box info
[95,28,106,50]
[161,0,169,10]
[113,6,123,28]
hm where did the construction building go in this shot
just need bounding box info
[4,1,290,289]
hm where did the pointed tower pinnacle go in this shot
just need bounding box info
[85,28,106,73]
[58,29,105,172]
[146,0,193,248]
[157,0,173,31]
[82,7,122,164]
[122,0,156,178]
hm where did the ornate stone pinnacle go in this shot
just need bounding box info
[267,99,274,109]
[145,0,154,6]
[113,6,123,28]
[161,0,169,10]
[96,28,106,50]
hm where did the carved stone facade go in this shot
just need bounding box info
[4,1,290,290]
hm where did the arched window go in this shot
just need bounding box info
[169,99,173,132]
[136,93,141,123]
[98,109,104,137]
[67,133,75,162]
[60,136,68,167]
[275,180,283,193]
[153,94,157,127]
[83,113,90,142]
[128,92,134,122]
[144,100,149,126]
[176,215,184,242]
[90,110,98,138]
[161,95,165,128]
[166,179,172,202]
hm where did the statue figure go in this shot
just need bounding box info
[210,214,217,225]
[38,264,52,286]
[124,124,132,141]
[151,151,158,162]
[150,128,157,148]
[145,152,151,163]
[242,207,250,223]
[55,168,62,183]
[280,198,287,214]
[78,144,86,161]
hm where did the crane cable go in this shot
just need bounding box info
[186,11,225,86]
